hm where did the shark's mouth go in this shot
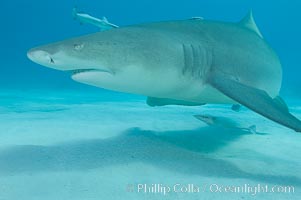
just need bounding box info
[70,69,96,75]
[67,69,111,76]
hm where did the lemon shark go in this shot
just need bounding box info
[27,11,301,132]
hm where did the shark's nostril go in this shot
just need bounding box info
[50,57,55,64]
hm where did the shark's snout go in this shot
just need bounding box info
[27,49,55,67]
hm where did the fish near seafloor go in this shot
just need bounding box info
[27,11,301,132]
[194,114,257,134]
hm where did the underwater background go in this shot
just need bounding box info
[0,0,300,199]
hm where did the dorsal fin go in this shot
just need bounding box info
[239,10,263,39]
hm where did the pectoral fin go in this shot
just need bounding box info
[209,73,301,132]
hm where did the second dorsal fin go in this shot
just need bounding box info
[239,10,263,39]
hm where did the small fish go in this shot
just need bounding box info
[72,7,118,30]
[194,114,257,134]
[190,17,204,20]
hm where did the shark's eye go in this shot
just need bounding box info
[74,43,84,51]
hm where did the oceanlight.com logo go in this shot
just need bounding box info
[126,183,295,196]
[209,184,294,196]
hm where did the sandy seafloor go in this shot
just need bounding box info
[0,89,300,200]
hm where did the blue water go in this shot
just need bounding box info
[1,0,301,199]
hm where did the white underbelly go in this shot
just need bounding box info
[162,81,236,104]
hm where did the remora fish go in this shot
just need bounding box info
[27,11,301,132]
[72,7,118,30]
[194,114,257,134]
